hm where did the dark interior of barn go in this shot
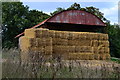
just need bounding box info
[44,22,106,33]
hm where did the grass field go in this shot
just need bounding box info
[2,48,120,78]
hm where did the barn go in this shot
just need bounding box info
[18,10,110,62]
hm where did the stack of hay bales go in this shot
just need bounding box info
[19,28,52,62]
[19,28,110,61]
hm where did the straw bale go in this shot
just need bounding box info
[86,33,94,40]
[19,36,35,51]
[52,38,68,46]
[48,30,55,38]
[29,47,44,53]
[68,32,74,40]
[98,34,108,40]
[75,46,92,53]
[86,33,99,40]
[53,46,75,54]
[29,46,52,55]
[93,33,99,40]
[99,54,107,60]
[52,53,68,60]
[44,46,53,55]
[20,37,52,48]
[53,46,68,54]
[99,54,110,60]
[104,47,110,54]
[91,40,99,47]
[105,54,110,60]
[60,31,69,39]
[36,37,52,47]
[78,33,87,40]
[68,39,91,46]
[72,32,80,40]
[25,28,49,38]
[40,29,49,38]
[24,29,37,38]
[98,41,109,47]
[94,54,100,60]
[68,53,94,60]
[54,31,63,38]
[92,47,110,54]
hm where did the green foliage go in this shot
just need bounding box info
[50,7,65,16]
[111,57,120,64]
[108,24,120,58]
[2,2,50,48]
[67,2,81,10]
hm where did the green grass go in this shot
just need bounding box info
[111,57,120,64]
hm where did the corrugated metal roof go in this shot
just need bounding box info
[47,10,106,26]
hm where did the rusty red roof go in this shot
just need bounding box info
[15,10,106,38]
[47,10,106,26]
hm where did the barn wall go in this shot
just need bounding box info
[19,28,110,62]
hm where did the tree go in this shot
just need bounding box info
[2,2,50,48]
[2,2,29,48]
[67,2,81,10]
[25,10,50,29]
[108,24,120,58]
[50,7,65,16]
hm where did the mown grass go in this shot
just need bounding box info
[2,48,120,78]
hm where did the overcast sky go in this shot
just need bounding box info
[23,2,119,24]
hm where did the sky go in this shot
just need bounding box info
[23,2,119,24]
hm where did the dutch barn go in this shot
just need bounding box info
[18,10,110,62]
[42,10,106,32]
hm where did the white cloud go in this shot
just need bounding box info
[44,12,51,15]
[100,3,118,24]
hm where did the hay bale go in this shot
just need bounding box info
[48,30,55,38]
[104,47,110,54]
[60,31,69,39]
[19,36,35,51]
[44,46,53,55]
[52,38,68,46]
[99,54,106,60]
[91,40,99,47]
[29,46,52,55]
[68,32,74,40]
[105,54,110,60]
[75,46,92,53]
[99,34,108,40]
[72,32,80,40]
[99,54,110,60]
[20,37,52,48]
[98,41,109,47]
[54,31,63,38]
[25,28,49,38]
[68,39,91,46]
[78,33,87,40]
[92,47,110,54]
[24,29,37,38]
[94,54,100,60]
[36,37,52,47]
[53,46,75,54]
[68,53,94,60]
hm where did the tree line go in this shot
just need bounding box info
[2,2,120,58]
